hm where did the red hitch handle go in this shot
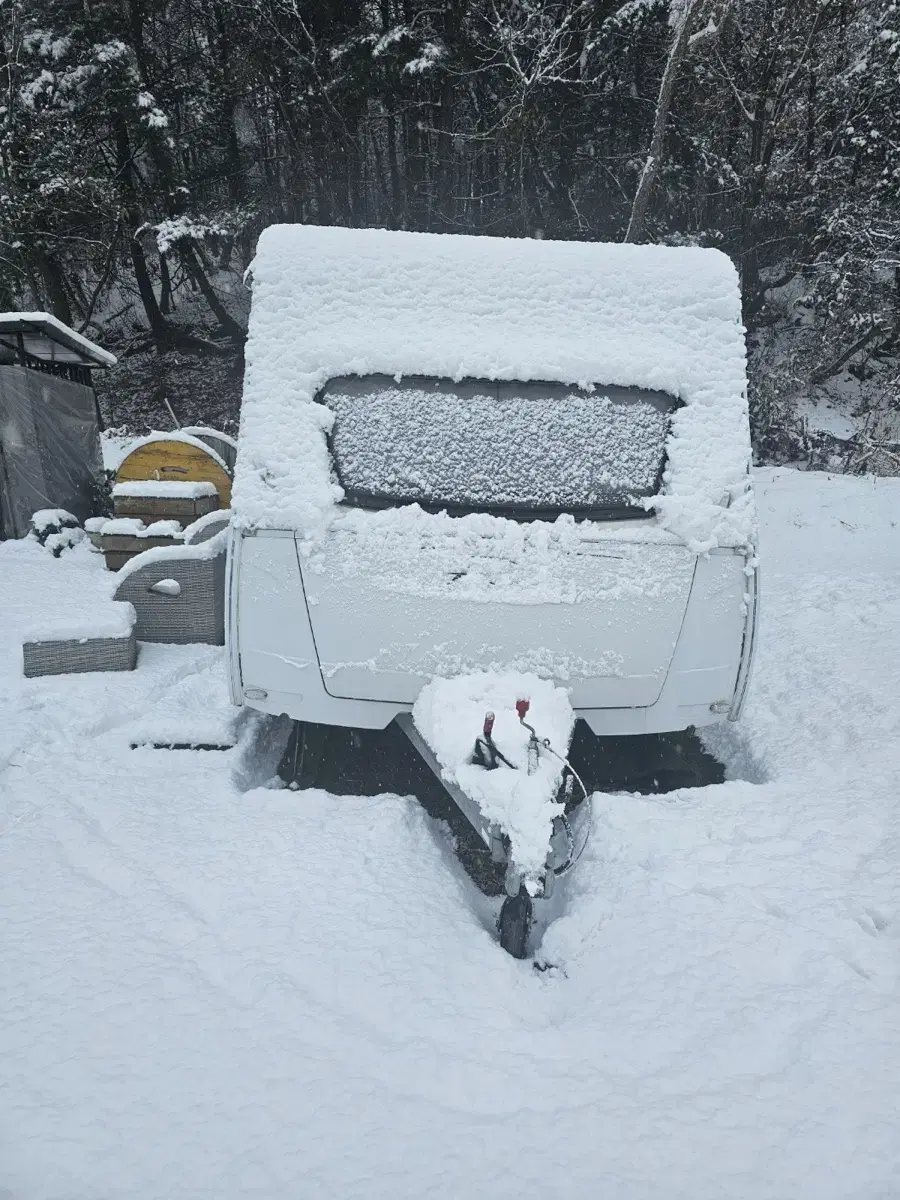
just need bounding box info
[483,711,495,737]
[515,698,530,721]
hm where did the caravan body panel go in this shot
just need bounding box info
[229,528,754,736]
[304,530,695,708]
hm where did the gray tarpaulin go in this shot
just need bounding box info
[0,366,104,539]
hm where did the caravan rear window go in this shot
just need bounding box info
[320,375,678,520]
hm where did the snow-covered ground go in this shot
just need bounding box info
[1,468,898,1199]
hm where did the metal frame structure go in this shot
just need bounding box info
[0,312,115,414]
[0,313,115,540]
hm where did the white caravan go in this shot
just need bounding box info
[227,225,758,744]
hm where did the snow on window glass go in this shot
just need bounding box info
[322,375,676,515]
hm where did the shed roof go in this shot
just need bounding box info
[0,312,117,368]
[233,225,754,550]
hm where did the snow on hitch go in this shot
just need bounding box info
[406,673,589,959]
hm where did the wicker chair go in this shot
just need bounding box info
[183,510,232,545]
[113,534,226,645]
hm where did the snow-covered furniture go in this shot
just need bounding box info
[23,635,137,678]
[115,433,232,509]
[181,426,237,474]
[22,602,137,677]
[84,515,107,549]
[99,517,184,571]
[183,509,232,545]
[111,479,219,526]
[113,531,227,645]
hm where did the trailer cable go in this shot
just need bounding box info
[540,742,592,875]
[515,699,592,876]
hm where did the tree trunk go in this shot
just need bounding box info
[179,243,245,346]
[624,0,700,243]
[159,250,173,314]
[386,112,403,227]
[114,115,170,345]
[33,248,74,327]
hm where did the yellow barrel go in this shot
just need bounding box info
[116,435,232,508]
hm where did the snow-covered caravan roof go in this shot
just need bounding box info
[233,226,753,551]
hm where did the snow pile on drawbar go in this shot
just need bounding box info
[233,225,753,551]
[413,672,574,878]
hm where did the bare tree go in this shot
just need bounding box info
[624,0,706,243]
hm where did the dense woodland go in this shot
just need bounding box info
[1,0,898,462]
